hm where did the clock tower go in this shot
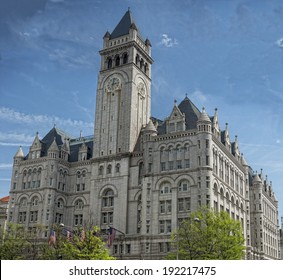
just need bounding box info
[93,10,153,157]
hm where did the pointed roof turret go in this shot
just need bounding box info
[198,107,211,123]
[110,10,141,39]
[145,119,157,133]
[241,153,248,166]
[253,171,262,184]
[14,145,24,158]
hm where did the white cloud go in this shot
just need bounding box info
[276,38,283,48]
[0,107,94,129]
[0,178,11,182]
[0,132,34,145]
[0,163,13,169]
[191,89,207,103]
[159,34,178,48]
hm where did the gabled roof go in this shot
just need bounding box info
[110,10,142,39]
[178,97,201,130]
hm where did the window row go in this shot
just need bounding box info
[160,180,192,195]
[107,53,128,69]
[160,159,190,171]
[98,164,120,175]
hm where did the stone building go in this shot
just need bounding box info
[7,10,280,259]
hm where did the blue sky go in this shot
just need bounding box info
[1,0,283,219]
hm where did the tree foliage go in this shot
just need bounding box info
[168,208,245,260]
[50,226,115,260]
[0,223,114,260]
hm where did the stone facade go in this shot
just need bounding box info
[7,10,280,260]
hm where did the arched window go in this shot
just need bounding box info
[102,189,114,207]
[31,196,39,206]
[115,55,120,66]
[107,58,112,69]
[101,189,114,225]
[135,54,139,65]
[144,63,147,73]
[75,199,84,210]
[140,58,144,69]
[98,165,103,175]
[178,180,189,192]
[107,164,112,174]
[123,53,128,64]
[160,182,172,194]
[57,198,64,209]
[115,163,120,173]
[19,197,27,207]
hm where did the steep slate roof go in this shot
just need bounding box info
[178,97,201,130]
[40,127,71,156]
[110,10,143,39]
[69,137,93,162]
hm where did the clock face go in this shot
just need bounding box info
[106,77,121,92]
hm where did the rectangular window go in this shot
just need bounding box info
[30,211,38,223]
[185,159,190,168]
[76,184,80,191]
[161,162,166,171]
[169,161,174,170]
[160,201,165,214]
[74,214,83,226]
[177,160,182,169]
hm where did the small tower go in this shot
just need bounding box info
[14,145,24,165]
[197,107,211,133]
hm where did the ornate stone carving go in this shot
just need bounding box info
[137,82,145,99]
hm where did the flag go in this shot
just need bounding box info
[48,229,56,246]
[79,229,85,241]
[66,230,72,241]
[108,227,116,247]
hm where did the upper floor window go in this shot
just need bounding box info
[178,181,189,192]
[102,189,114,207]
[123,53,128,64]
[160,182,172,195]
[75,199,84,210]
[31,196,39,206]
[107,58,112,69]
[115,56,120,66]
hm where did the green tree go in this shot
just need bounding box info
[45,226,115,260]
[0,223,50,260]
[0,223,29,260]
[168,208,245,260]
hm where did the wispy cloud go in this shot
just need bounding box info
[0,132,34,145]
[0,178,11,182]
[159,34,178,48]
[0,163,13,169]
[190,89,207,103]
[0,107,94,129]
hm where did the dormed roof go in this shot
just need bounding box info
[110,10,143,39]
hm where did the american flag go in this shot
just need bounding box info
[107,227,116,247]
[48,229,56,246]
[79,229,85,241]
[66,230,72,241]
